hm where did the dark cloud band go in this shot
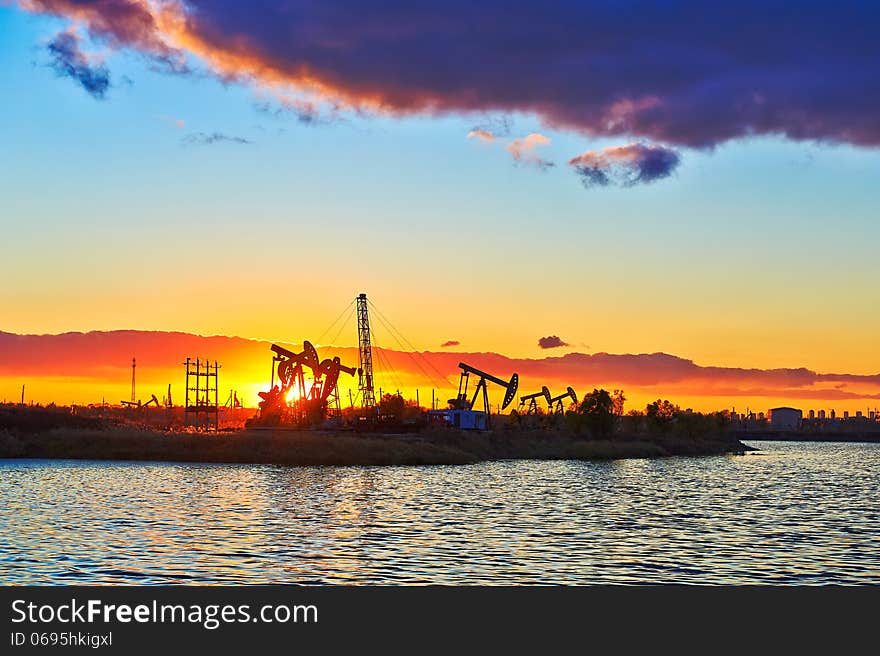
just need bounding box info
[20,1,880,148]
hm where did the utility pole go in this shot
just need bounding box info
[131,357,136,404]
[20,384,25,405]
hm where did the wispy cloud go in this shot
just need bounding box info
[569,143,680,188]
[46,29,109,99]
[181,132,252,146]
[467,115,512,143]
[158,115,185,129]
[507,133,554,170]
[472,115,512,138]
[440,340,461,348]
[253,96,339,125]
[466,129,495,143]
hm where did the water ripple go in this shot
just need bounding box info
[0,441,878,584]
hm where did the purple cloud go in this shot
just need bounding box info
[46,29,109,99]
[569,143,681,188]
[538,335,569,349]
[20,1,880,149]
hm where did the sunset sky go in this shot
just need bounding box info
[2,2,879,412]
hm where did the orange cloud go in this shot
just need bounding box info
[22,0,188,70]
[506,133,553,168]
[467,129,495,142]
[3,331,880,414]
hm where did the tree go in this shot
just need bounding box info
[378,393,406,420]
[710,410,732,436]
[646,399,679,434]
[377,393,423,422]
[612,389,626,417]
[574,388,615,437]
[623,409,644,433]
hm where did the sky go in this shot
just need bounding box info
[1,1,879,412]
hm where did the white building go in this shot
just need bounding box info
[769,407,803,430]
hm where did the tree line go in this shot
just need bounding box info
[558,388,732,439]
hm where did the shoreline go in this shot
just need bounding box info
[0,428,749,467]
[736,431,880,444]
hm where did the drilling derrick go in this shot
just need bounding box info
[356,293,377,409]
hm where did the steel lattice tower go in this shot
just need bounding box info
[356,293,377,408]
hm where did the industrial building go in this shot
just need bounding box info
[768,407,803,430]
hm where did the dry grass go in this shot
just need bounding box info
[0,426,747,466]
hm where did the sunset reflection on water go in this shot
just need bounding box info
[1,442,877,584]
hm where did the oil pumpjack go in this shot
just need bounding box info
[431,362,518,430]
[549,387,578,414]
[519,386,552,414]
[121,394,160,410]
[251,340,356,427]
[315,356,358,416]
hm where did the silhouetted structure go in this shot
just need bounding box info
[550,387,579,414]
[183,357,220,430]
[519,386,551,414]
[434,362,518,430]
[357,293,377,409]
[768,406,802,429]
[251,341,356,427]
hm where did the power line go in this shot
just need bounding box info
[369,298,453,385]
[369,326,406,396]
[327,305,356,347]
[372,343,404,395]
[314,298,356,345]
[367,299,453,388]
[371,310,446,391]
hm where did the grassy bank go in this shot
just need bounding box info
[0,427,748,466]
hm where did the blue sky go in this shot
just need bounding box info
[2,4,879,375]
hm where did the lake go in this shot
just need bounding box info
[1,441,877,584]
